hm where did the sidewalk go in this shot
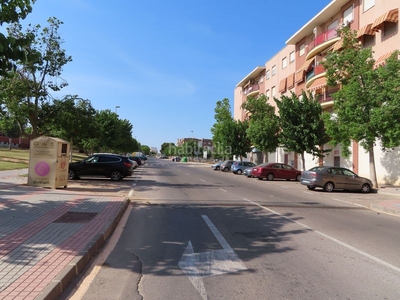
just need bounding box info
[0,171,129,300]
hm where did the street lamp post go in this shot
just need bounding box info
[115,106,120,114]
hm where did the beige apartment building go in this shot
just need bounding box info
[234,0,399,185]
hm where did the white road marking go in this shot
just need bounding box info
[242,198,400,274]
[331,197,365,208]
[199,179,206,183]
[219,188,227,192]
[179,215,247,300]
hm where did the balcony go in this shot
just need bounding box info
[315,87,339,109]
[306,28,340,60]
[244,84,260,97]
[305,64,326,88]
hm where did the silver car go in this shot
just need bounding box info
[300,166,373,193]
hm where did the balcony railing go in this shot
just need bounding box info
[315,88,340,103]
[244,84,260,95]
[306,64,326,83]
[314,64,325,76]
[308,28,338,52]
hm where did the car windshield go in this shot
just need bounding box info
[308,166,325,172]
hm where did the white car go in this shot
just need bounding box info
[130,159,138,169]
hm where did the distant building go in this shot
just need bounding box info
[176,138,213,151]
[150,147,158,153]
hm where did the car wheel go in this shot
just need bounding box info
[296,174,301,181]
[307,186,316,190]
[68,169,78,180]
[110,170,123,181]
[223,167,229,172]
[216,166,220,171]
[361,183,371,193]
[236,169,243,175]
[267,173,274,181]
[323,182,334,192]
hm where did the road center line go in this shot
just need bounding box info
[331,197,366,208]
[220,188,227,192]
[241,197,400,274]
[199,179,206,183]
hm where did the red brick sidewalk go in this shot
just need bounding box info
[0,185,129,300]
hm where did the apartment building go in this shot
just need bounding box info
[234,0,399,184]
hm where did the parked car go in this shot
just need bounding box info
[172,156,181,162]
[231,161,256,175]
[211,161,223,170]
[220,160,235,172]
[300,166,373,193]
[243,167,253,177]
[129,156,143,166]
[251,162,302,181]
[131,160,138,169]
[68,153,134,181]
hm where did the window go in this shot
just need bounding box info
[363,34,375,48]
[289,51,295,63]
[384,22,397,37]
[299,43,305,56]
[282,57,287,69]
[343,6,353,25]
[266,70,270,79]
[363,0,374,12]
[271,86,276,98]
[258,75,264,84]
[266,89,270,98]
[272,65,276,76]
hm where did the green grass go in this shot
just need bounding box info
[0,148,30,160]
[0,148,89,171]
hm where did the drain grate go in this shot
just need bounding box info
[53,212,98,223]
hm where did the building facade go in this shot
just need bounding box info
[234,0,399,185]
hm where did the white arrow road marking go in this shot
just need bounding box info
[178,215,247,299]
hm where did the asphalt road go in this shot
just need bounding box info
[66,157,400,300]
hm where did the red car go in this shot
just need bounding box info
[250,162,302,181]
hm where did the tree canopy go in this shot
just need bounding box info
[0,0,37,75]
[322,26,400,187]
[275,91,330,170]
[241,94,280,160]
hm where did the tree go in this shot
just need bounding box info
[141,145,151,155]
[241,94,280,161]
[322,26,400,188]
[229,120,251,160]
[161,142,175,155]
[275,91,330,170]
[211,98,236,159]
[41,95,96,160]
[0,0,37,75]
[1,17,72,138]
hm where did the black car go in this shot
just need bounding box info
[68,153,134,181]
[129,156,144,165]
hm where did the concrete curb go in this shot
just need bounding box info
[36,198,131,300]
[370,203,400,216]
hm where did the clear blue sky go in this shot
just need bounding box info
[24,0,331,151]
